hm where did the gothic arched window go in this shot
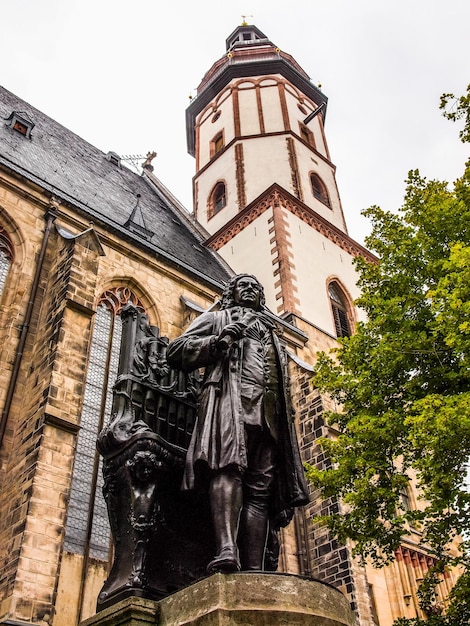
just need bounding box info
[310,173,331,208]
[0,227,14,297]
[64,287,145,561]
[328,281,352,338]
[208,181,227,219]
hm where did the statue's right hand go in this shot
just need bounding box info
[217,322,247,349]
[221,321,247,340]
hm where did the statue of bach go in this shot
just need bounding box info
[167,274,309,574]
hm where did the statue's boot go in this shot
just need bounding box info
[207,471,242,574]
[239,503,269,570]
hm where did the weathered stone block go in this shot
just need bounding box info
[81,573,355,626]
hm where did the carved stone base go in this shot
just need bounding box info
[80,573,355,626]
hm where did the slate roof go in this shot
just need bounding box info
[0,85,232,288]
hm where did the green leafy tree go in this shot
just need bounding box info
[440,84,470,144]
[307,93,470,623]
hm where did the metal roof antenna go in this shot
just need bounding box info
[121,154,146,174]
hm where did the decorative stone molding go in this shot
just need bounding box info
[205,185,376,263]
[205,198,270,250]
[234,143,246,210]
[271,203,300,315]
[286,137,303,201]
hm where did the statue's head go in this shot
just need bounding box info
[220,274,265,311]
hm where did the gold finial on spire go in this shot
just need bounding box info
[241,14,253,26]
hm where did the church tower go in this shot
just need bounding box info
[187,24,381,625]
[186,23,373,338]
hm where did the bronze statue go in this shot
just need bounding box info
[167,274,309,574]
[96,278,309,609]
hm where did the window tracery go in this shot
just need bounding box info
[0,227,14,297]
[64,286,145,560]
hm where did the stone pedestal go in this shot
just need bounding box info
[80,572,356,626]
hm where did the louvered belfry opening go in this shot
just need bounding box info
[329,282,351,338]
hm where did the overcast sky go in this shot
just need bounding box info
[1,0,468,245]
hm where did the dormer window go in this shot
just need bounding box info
[14,120,28,135]
[106,151,121,167]
[5,111,35,139]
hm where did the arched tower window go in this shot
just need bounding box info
[329,281,352,338]
[208,181,227,219]
[299,123,315,147]
[210,131,224,158]
[310,173,331,208]
[64,287,145,561]
[0,227,14,297]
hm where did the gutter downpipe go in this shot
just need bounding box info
[0,204,57,449]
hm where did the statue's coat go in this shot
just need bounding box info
[167,306,309,518]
